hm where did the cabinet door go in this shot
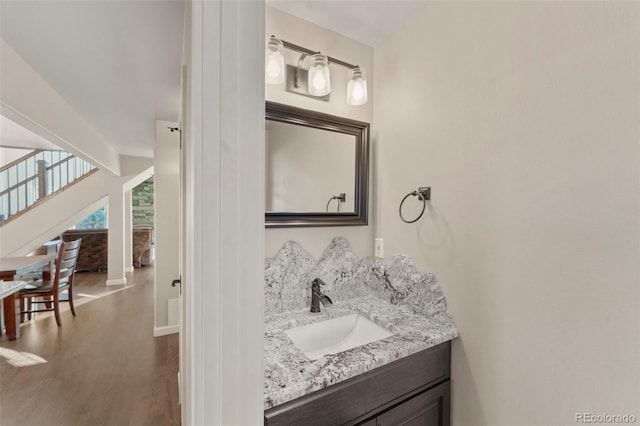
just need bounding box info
[376,380,450,426]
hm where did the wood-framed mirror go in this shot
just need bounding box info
[265,101,369,228]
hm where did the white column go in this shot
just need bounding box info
[124,189,133,273]
[185,1,265,424]
[106,183,126,285]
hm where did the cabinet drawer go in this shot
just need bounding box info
[264,341,451,426]
[377,380,450,426]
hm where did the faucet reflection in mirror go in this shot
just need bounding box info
[265,35,368,106]
[326,193,346,212]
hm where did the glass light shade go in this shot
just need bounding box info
[308,54,331,96]
[347,66,368,106]
[265,36,285,85]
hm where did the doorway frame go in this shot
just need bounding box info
[183,1,265,424]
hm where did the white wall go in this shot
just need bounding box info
[106,180,126,285]
[154,120,180,335]
[374,2,639,425]
[0,147,34,167]
[265,6,374,259]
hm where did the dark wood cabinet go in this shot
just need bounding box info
[265,341,451,426]
[375,380,450,426]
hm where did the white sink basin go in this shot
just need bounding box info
[285,314,394,360]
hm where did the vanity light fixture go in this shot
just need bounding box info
[265,36,368,105]
[347,66,367,106]
[265,35,285,85]
[308,53,331,96]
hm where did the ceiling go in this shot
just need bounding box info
[0,1,421,158]
[0,0,185,158]
[267,0,426,47]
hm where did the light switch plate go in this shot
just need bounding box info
[375,238,384,258]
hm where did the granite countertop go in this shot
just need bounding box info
[264,295,458,410]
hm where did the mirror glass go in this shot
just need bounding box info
[265,102,369,228]
[266,120,356,213]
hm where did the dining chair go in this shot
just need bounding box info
[18,238,82,327]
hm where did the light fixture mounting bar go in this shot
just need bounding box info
[285,65,330,101]
[280,39,358,70]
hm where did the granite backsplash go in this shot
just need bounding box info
[265,237,456,327]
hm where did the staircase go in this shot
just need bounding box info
[0,149,96,223]
[0,147,154,258]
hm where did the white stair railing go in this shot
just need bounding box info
[0,149,96,222]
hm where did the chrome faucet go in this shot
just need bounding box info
[310,278,333,313]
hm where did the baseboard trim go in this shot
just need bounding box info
[154,325,179,337]
[124,266,134,273]
[106,278,127,286]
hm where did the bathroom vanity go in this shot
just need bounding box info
[263,296,456,426]
[263,238,458,426]
[264,341,450,426]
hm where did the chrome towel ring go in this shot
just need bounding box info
[399,187,431,223]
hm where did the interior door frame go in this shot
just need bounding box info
[179,61,187,423]
[183,1,265,424]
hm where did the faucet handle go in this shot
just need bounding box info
[312,278,327,286]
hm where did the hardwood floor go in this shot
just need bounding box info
[0,266,180,426]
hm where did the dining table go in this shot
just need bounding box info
[1,280,28,340]
[0,254,56,340]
